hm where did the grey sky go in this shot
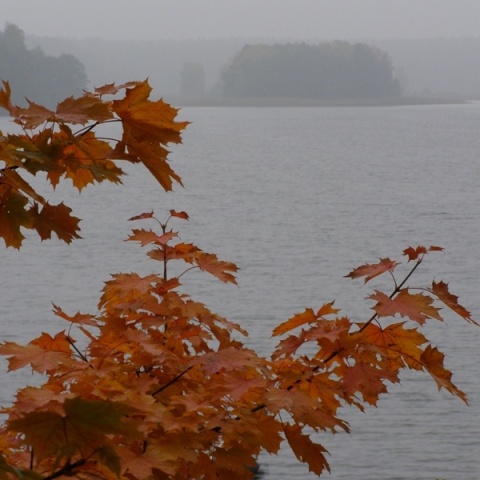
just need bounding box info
[2,0,480,41]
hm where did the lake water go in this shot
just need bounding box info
[1,102,480,479]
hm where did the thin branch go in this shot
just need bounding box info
[66,335,89,362]
[151,366,194,396]
[42,458,87,480]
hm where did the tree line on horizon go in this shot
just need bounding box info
[2,23,402,103]
[219,42,402,99]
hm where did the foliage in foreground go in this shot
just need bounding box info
[0,79,478,479]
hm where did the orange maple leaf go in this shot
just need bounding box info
[283,423,330,476]
[194,253,238,284]
[369,289,443,324]
[31,331,72,353]
[272,308,317,337]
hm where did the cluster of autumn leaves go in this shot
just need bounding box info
[0,80,477,480]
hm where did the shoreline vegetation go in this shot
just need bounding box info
[167,95,470,108]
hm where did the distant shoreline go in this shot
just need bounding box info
[167,96,470,108]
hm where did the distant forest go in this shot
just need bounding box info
[1,22,479,105]
[220,42,401,99]
[0,24,87,107]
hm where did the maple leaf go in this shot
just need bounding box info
[345,257,399,283]
[283,423,330,475]
[362,322,427,370]
[420,345,467,403]
[0,342,78,373]
[369,289,443,325]
[191,347,262,374]
[429,280,478,325]
[343,363,399,405]
[31,331,72,353]
[31,202,82,243]
[1,168,46,205]
[54,95,114,124]
[94,80,141,97]
[0,80,13,113]
[14,100,55,129]
[129,139,184,191]
[403,245,444,261]
[272,308,317,337]
[169,209,189,220]
[0,184,32,248]
[127,228,178,247]
[111,81,188,191]
[99,273,161,310]
[128,211,154,221]
[52,304,98,326]
[194,253,238,284]
[8,397,139,463]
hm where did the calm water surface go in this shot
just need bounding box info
[1,103,479,479]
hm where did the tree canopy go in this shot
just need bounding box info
[0,78,477,479]
[0,23,87,108]
[220,41,402,99]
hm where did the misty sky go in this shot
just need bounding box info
[2,0,480,41]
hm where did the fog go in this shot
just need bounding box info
[3,0,480,41]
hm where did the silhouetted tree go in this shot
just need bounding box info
[220,41,401,99]
[0,23,87,107]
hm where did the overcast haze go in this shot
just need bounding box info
[3,0,480,40]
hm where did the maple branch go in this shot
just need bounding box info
[356,257,424,335]
[66,335,89,362]
[42,458,87,480]
[151,366,194,396]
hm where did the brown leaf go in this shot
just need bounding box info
[31,202,82,243]
[345,257,399,283]
[283,423,330,476]
[55,95,114,124]
[429,281,478,325]
[403,245,444,261]
[343,363,399,405]
[420,345,467,403]
[0,184,32,248]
